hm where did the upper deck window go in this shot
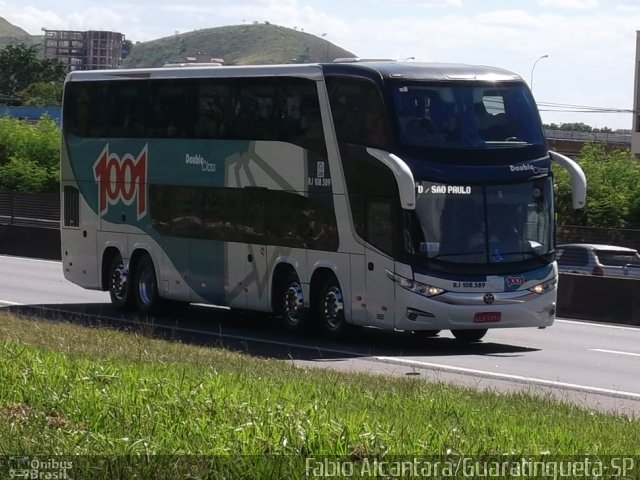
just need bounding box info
[326,76,391,150]
[391,82,545,150]
[62,77,327,158]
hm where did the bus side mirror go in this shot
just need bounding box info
[549,150,586,209]
[366,148,416,210]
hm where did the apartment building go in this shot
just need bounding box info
[633,31,640,157]
[43,29,124,72]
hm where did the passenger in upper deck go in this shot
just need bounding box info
[474,102,517,141]
[401,95,460,145]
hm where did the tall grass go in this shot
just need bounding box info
[0,312,638,478]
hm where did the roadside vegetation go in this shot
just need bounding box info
[0,115,59,192]
[553,143,640,229]
[0,313,638,478]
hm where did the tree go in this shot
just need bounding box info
[558,122,593,132]
[18,82,62,106]
[0,116,60,192]
[554,143,640,229]
[122,39,133,59]
[0,44,66,105]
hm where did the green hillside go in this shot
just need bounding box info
[0,17,38,48]
[0,17,29,38]
[0,18,357,67]
[122,24,356,67]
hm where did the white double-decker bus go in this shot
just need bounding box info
[60,60,585,342]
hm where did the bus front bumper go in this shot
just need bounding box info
[393,285,557,331]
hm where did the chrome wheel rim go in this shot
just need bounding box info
[322,285,344,331]
[284,282,304,326]
[138,266,155,305]
[110,262,127,301]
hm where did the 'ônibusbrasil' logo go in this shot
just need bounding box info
[93,144,148,219]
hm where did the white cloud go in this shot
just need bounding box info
[4,6,64,34]
[615,2,640,12]
[65,8,125,32]
[538,0,599,9]
[383,0,463,7]
[1,0,638,128]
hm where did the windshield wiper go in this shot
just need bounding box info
[495,250,551,262]
[431,251,484,260]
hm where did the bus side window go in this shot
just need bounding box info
[327,76,390,149]
[109,81,150,138]
[64,83,90,137]
[367,199,394,255]
[149,79,192,139]
[194,79,232,139]
[280,79,326,158]
[231,81,277,140]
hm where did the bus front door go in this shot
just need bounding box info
[365,247,396,328]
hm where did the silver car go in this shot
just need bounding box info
[556,243,640,279]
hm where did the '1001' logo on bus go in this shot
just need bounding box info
[93,144,148,219]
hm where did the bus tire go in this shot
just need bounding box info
[278,271,309,331]
[316,277,347,337]
[108,253,133,310]
[412,330,441,338]
[451,329,487,343]
[134,254,161,315]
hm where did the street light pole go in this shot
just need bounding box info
[530,54,549,94]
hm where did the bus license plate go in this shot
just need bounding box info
[474,312,501,323]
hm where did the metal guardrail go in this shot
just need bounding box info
[0,192,60,229]
[544,129,631,145]
[557,225,640,251]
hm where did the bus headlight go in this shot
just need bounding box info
[528,278,557,295]
[385,270,445,297]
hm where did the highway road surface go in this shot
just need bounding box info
[1,254,639,416]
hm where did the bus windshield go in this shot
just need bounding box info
[407,177,554,268]
[391,82,545,149]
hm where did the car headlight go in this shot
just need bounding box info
[528,278,557,295]
[385,269,444,297]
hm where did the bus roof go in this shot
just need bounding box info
[322,60,522,83]
[65,63,326,81]
[64,61,522,84]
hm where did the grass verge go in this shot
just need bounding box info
[0,312,638,478]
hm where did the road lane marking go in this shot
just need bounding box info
[375,356,640,400]
[589,348,640,358]
[556,318,640,331]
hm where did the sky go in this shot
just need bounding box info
[1,0,639,130]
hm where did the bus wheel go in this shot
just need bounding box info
[134,255,161,314]
[451,329,487,343]
[279,272,308,331]
[317,278,347,337]
[108,253,132,310]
